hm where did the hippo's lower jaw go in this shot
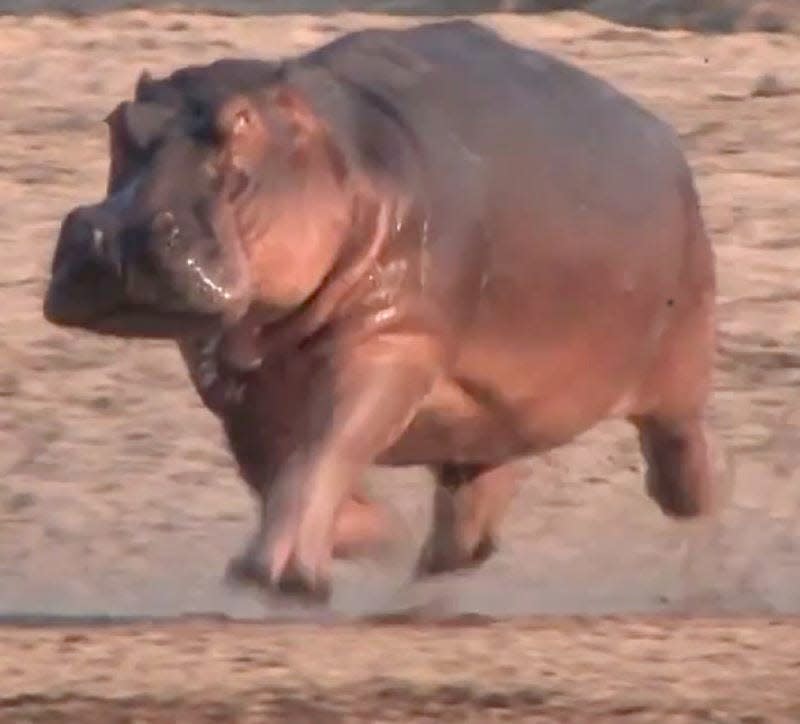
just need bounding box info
[90,307,222,340]
[44,294,221,340]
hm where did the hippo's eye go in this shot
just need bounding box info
[203,161,222,190]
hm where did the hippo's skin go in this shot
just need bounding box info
[44,20,717,602]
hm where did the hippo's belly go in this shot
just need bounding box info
[379,263,673,466]
[379,359,634,467]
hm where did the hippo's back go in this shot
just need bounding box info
[303,20,676,162]
[303,20,695,272]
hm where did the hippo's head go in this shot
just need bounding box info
[44,60,355,339]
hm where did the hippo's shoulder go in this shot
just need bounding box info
[297,20,529,89]
[304,20,502,61]
[299,21,659,130]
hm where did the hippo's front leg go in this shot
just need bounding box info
[238,336,439,602]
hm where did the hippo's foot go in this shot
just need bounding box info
[415,532,497,577]
[225,491,408,603]
[224,549,331,604]
[634,414,718,518]
[415,462,521,578]
[223,524,332,604]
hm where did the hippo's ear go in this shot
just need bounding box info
[103,103,131,193]
[121,101,175,151]
[135,70,155,100]
[269,84,321,144]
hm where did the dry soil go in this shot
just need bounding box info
[0,8,799,721]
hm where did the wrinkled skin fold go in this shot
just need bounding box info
[43,20,717,603]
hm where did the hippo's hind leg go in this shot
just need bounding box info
[630,218,718,519]
[631,413,717,517]
[629,285,719,519]
[416,461,521,576]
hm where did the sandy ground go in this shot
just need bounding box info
[0,8,799,720]
[0,615,799,721]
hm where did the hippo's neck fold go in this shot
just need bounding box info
[221,189,411,369]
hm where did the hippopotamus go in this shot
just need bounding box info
[43,20,717,602]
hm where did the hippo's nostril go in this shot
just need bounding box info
[84,222,124,277]
[91,227,105,254]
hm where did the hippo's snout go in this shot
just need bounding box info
[61,205,124,273]
[43,200,251,339]
[43,206,127,328]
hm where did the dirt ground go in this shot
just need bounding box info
[0,7,799,721]
[0,615,798,721]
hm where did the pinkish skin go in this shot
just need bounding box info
[45,21,717,604]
